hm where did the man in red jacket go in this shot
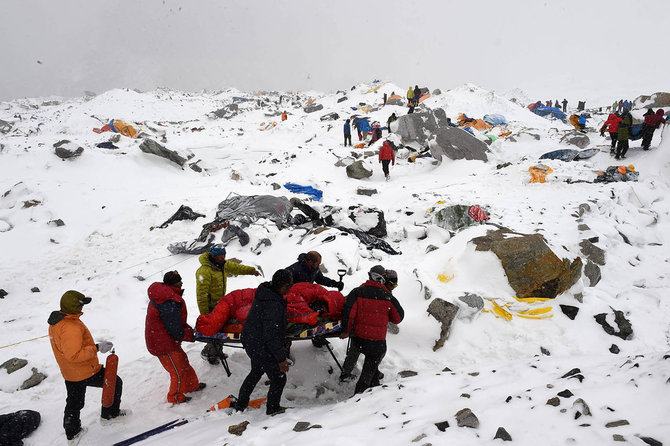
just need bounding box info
[379,140,396,181]
[642,109,666,151]
[145,271,205,404]
[600,113,623,154]
[339,265,404,394]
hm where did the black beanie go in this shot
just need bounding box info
[163,271,182,286]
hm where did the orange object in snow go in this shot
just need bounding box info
[102,352,119,408]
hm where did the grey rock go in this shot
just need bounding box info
[293,421,311,432]
[0,119,13,134]
[433,127,489,161]
[634,91,670,109]
[212,103,239,119]
[304,103,324,113]
[357,188,378,196]
[320,112,340,121]
[48,219,65,227]
[577,224,590,231]
[471,228,582,299]
[546,397,560,406]
[613,434,625,442]
[54,140,84,159]
[30,287,40,293]
[228,420,250,436]
[560,305,579,320]
[346,160,373,179]
[578,203,591,216]
[434,205,483,231]
[458,293,484,310]
[20,367,47,390]
[189,162,202,173]
[271,183,281,190]
[558,389,573,398]
[594,310,633,340]
[541,347,551,356]
[508,131,541,142]
[579,240,605,266]
[455,408,479,428]
[139,139,187,166]
[432,89,442,95]
[0,289,7,298]
[0,358,28,374]
[427,298,459,351]
[639,436,662,446]
[412,433,428,442]
[398,370,418,378]
[574,292,584,303]
[584,261,601,287]
[349,206,387,237]
[609,344,620,354]
[337,96,348,103]
[494,427,512,441]
[605,420,630,428]
[425,245,439,254]
[435,421,450,432]
[560,131,590,149]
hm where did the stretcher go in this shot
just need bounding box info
[195,320,343,377]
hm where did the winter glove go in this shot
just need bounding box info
[97,341,113,353]
[336,282,344,292]
[251,269,261,276]
[184,325,195,342]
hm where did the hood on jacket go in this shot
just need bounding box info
[147,282,183,306]
[48,310,78,326]
[199,251,223,270]
[657,109,665,116]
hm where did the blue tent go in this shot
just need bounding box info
[532,106,567,121]
[284,183,323,201]
[483,114,508,126]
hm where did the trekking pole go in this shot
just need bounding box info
[323,339,344,374]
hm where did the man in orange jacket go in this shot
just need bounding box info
[378,140,396,181]
[48,290,126,441]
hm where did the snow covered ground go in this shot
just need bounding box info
[1,82,669,445]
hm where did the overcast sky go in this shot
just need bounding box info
[2,0,668,104]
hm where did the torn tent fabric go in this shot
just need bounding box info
[158,205,206,229]
[594,165,639,183]
[167,234,214,255]
[336,226,401,255]
[529,164,553,183]
[539,148,598,162]
[531,106,567,121]
[92,119,138,138]
[468,205,490,222]
[283,183,323,201]
[483,114,508,126]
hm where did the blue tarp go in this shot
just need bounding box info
[532,106,567,121]
[284,183,323,201]
[483,114,508,126]
[540,148,599,162]
[631,124,644,141]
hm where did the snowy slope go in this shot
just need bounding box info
[1,82,669,446]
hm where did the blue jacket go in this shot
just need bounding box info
[358,119,371,132]
[344,121,351,134]
[578,115,586,125]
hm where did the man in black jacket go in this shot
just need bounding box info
[234,269,293,415]
[286,251,343,291]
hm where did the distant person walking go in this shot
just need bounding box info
[562,98,568,112]
[281,110,287,121]
[344,118,352,146]
[378,140,396,181]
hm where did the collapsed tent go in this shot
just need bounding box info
[386,95,404,106]
[539,148,599,162]
[336,226,401,255]
[531,106,567,121]
[483,114,508,126]
[93,119,138,138]
[158,205,206,229]
[529,164,553,183]
[284,183,323,201]
[457,114,493,132]
[195,282,345,336]
[594,165,639,183]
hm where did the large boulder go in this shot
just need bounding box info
[139,139,187,167]
[471,228,582,299]
[434,205,483,231]
[395,109,450,144]
[560,131,590,149]
[304,103,324,113]
[0,119,12,134]
[349,206,386,237]
[432,127,489,161]
[427,298,459,351]
[634,92,670,109]
[346,160,372,179]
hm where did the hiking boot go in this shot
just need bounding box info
[194,383,207,392]
[101,409,131,424]
[339,372,357,383]
[181,396,192,404]
[67,427,87,445]
[267,406,287,416]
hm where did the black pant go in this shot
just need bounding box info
[64,367,122,439]
[641,125,655,150]
[237,353,286,415]
[342,337,387,394]
[381,160,391,176]
[616,139,629,159]
[344,133,352,146]
[609,132,618,150]
[0,410,41,445]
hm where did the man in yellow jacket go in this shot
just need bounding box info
[48,290,126,441]
[196,244,260,364]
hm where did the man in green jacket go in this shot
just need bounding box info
[196,244,260,364]
[615,109,633,160]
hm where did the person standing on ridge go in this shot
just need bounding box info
[378,139,396,181]
[562,98,568,112]
[48,290,126,442]
[339,266,404,394]
[281,110,287,121]
[233,269,293,415]
[145,271,205,404]
[196,244,261,364]
[406,86,414,106]
[413,85,421,105]
[344,118,352,147]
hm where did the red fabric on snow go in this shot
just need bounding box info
[468,205,490,222]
